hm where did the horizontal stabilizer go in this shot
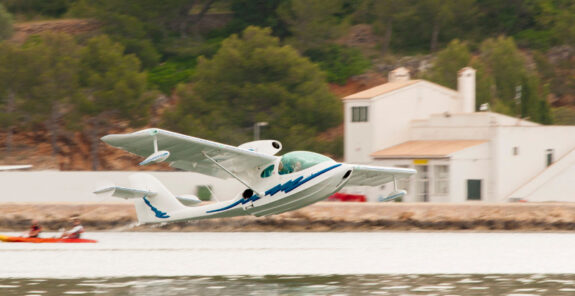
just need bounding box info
[176,194,202,206]
[94,186,157,199]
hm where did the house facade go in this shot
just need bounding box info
[343,67,575,202]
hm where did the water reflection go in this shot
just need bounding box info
[0,274,574,296]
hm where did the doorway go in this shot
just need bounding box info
[467,179,482,201]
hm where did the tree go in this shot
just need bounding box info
[0,4,13,40]
[163,26,342,153]
[229,0,290,38]
[277,0,346,52]
[305,44,370,85]
[479,36,552,123]
[480,37,527,105]
[26,33,82,157]
[419,0,476,52]
[425,39,471,89]
[366,0,412,56]
[0,43,39,154]
[76,35,150,170]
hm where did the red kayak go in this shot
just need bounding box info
[0,234,97,243]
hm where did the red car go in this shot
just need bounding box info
[327,193,366,202]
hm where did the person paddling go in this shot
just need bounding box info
[28,220,42,238]
[60,217,84,239]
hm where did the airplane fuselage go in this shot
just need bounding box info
[146,161,353,223]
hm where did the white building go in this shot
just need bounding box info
[343,67,575,202]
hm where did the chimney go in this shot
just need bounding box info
[388,67,410,82]
[458,67,476,113]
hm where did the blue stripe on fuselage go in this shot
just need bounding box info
[206,163,342,214]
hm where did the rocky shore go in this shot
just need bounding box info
[1,202,575,232]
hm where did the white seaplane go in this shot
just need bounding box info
[95,128,415,224]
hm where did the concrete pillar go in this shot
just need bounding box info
[457,67,476,113]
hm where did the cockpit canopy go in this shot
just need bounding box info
[278,151,334,175]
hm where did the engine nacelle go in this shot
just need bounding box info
[238,140,282,155]
[139,150,170,166]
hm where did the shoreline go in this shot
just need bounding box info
[1,202,574,232]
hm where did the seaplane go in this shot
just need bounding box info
[95,128,415,224]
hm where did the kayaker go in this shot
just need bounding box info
[28,220,42,238]
[60,217,84,239]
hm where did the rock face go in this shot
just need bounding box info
[2,202,575,232]
[11,19,102,43]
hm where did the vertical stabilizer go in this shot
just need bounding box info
[129,173,185,224]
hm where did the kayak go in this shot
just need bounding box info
[0,235,97,243]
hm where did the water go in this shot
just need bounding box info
[1,232,574,295]
[1,274,575,296]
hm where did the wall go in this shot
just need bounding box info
[509,148,575,202]
[370,82,460,155]
[344,81,461,163]
[344,99,373,163]
[449,143,490,202]
[0,171,242,203]
[494,126,575,200]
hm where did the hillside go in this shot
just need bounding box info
[3,0,575,170]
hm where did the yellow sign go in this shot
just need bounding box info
[413,159,428,165]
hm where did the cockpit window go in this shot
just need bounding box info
[278,151,333,175]
[260,164,274,178]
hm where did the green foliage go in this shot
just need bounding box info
[278,0,346,52]
[26,33,81,115]
[163,26,342,153]
[0,41,43,152]
[228,0,290,38]
[148,59,195,94]
[3,0,75,18]
[305,44,370,85]
[77,35,149,121]
[425,39,471,89]
[480,37,527,104]
[552,107,575,125]
[479,36,552,123]
[515,29,553,50]
[470,58,496,110]
[0,4,13,40]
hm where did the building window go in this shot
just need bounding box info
[546,149,554,167]
[415,165,429,202]
[434,165,449,195]
[351,106,368,122]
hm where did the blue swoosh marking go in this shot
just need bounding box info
[143,196,170,218]
[206,195,261,213]
[206,163,342,214]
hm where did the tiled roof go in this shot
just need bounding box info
[343,80,421,100]
[371,140,487,158]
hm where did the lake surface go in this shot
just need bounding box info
[1,232,574,295]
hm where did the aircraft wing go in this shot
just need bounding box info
[345,164,416,187]
[101,128,277,179]
[0,165,32,171]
